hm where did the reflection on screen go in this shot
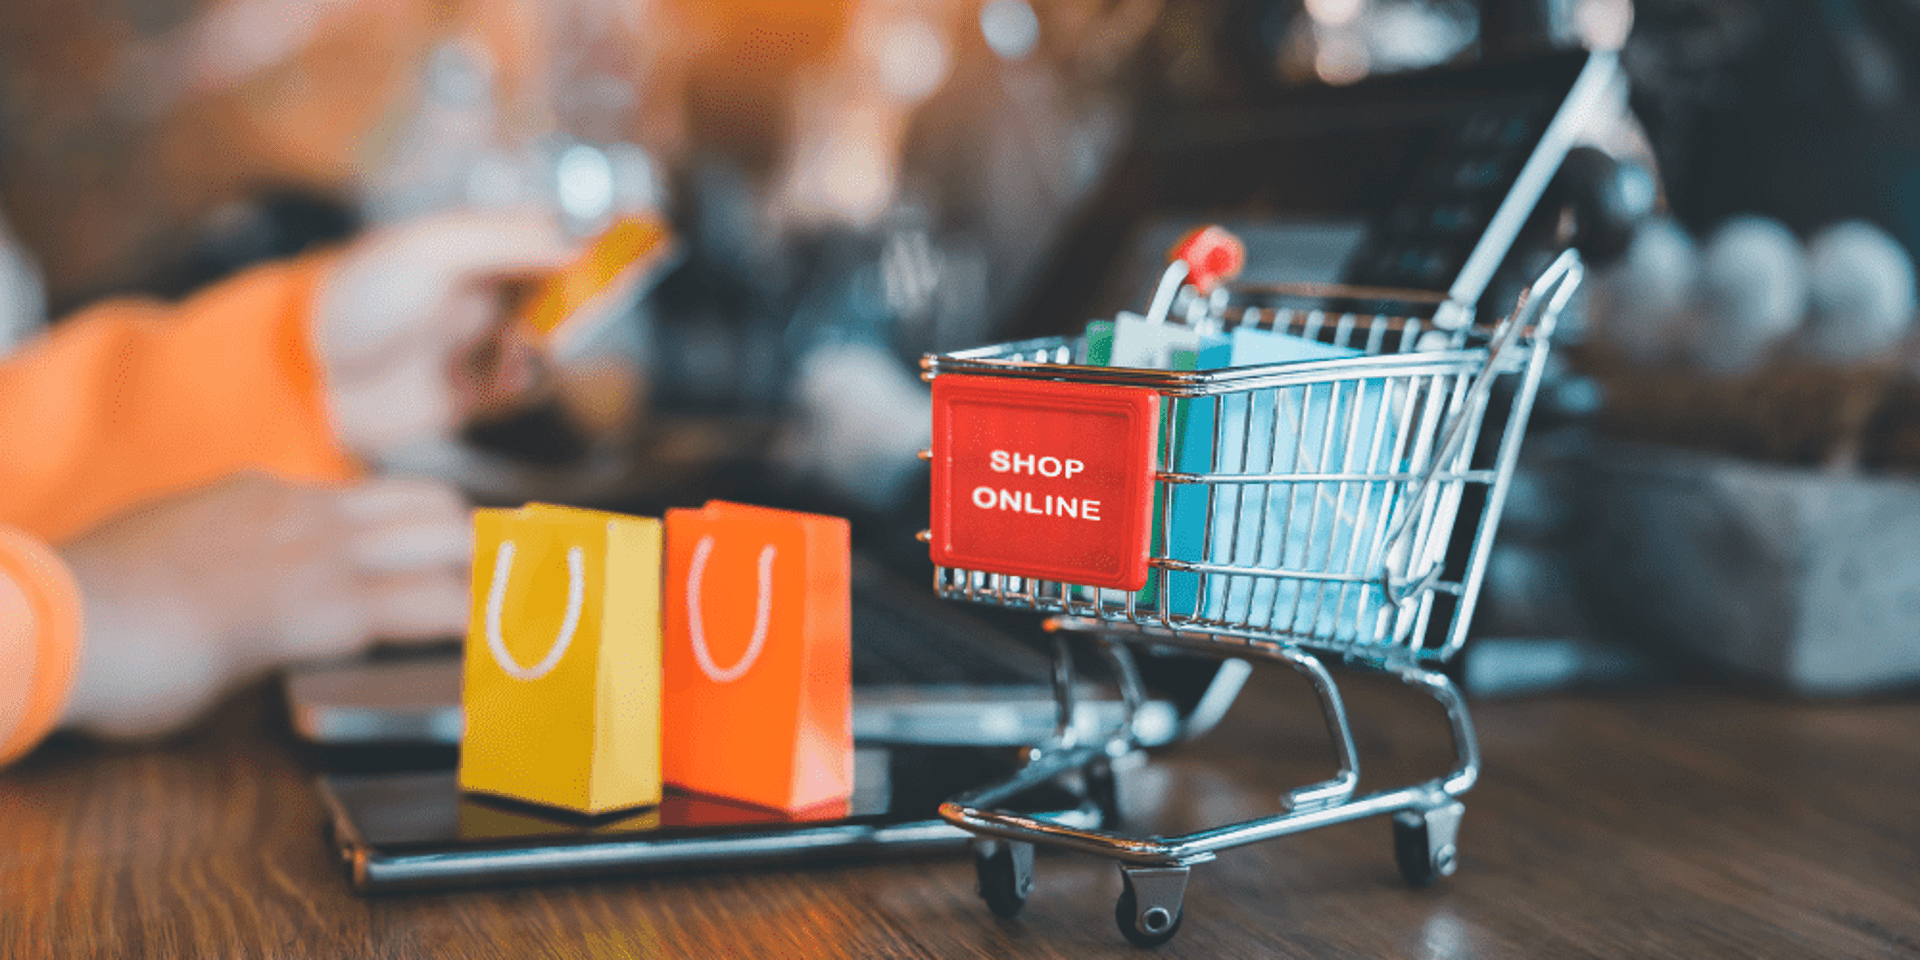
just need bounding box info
[336,747,912,849]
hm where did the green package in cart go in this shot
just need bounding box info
[1079,315,1222,608]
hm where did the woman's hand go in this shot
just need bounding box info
[59,474,472,738]
[313,209,578,462]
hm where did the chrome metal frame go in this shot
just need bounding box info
[920,251,1582,945]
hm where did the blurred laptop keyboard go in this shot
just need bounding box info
[845,554,1051,687]
[284,551,1189,751]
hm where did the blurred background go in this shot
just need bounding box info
[3,0,1920,698]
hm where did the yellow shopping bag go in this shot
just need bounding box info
[459,503,664,815]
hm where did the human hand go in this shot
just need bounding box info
[314,210,579,462]
[59,474,472,738]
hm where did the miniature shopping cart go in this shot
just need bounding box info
[918,246,1583,947]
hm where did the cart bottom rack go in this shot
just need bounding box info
[941,621,1475,948]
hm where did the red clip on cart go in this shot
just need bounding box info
[919,240,1583,947]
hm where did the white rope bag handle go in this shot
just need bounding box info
[484,540,585,682]
[686,536,775,684]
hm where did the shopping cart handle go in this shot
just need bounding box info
[1379,249,1585,606]
[1169,225,1246,295]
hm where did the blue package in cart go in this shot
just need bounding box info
[1165,329,1406,640]
[1080,315,1224,607]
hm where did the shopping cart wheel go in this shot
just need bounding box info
[1392,800,1465,888]
[973,838,1034,919]
[1115,865,1189,948]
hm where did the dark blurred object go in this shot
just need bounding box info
[1624,0,1920,252]
[1542,145,1657,267]
[1007,51,1607,339]
[1573,438,1920,696]
[461,402,594,468]
[1480,0,1639,56]
[646,163,792,417]
[1458,634,1658,696]
[37,188,361,317]
[1479,143,1656,358]
[1481,0,1560,56]
[1580,347,1902,469]
[1863,377,1920,472]
[152,188,361,300]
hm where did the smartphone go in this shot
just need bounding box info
[318,744,1096,894]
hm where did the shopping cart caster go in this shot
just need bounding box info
[1115,865,1189,948]
[973,838,1034,919]
[1392,799,1464,888]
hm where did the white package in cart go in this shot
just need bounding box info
[1166,329,1411,640]
[1091,312,1223,369]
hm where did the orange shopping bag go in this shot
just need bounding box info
[662,501,852,812]
[459,503,664,815]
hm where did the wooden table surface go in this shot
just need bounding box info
[3,665,1917,959]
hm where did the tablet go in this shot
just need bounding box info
[319,744,1096,894]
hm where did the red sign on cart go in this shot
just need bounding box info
[930,375,1161,591]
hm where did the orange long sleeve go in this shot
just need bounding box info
[0,527,81,765]
[0,256,358,545]
[0,256,359,764]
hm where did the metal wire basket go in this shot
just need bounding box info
[919,249,1583,947]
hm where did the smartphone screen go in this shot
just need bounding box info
[321,744,1093,893]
